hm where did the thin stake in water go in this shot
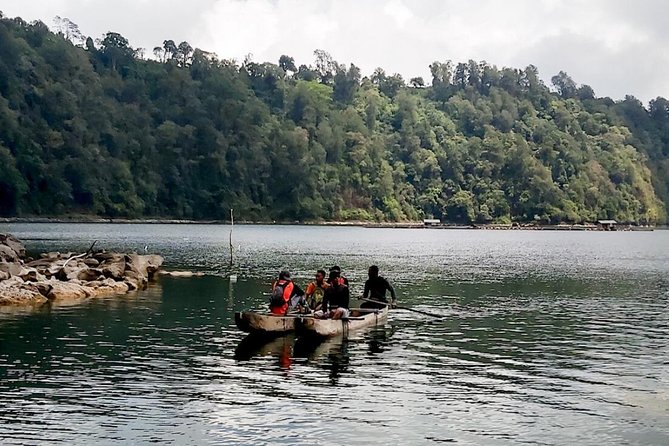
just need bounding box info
[229,208,234,267]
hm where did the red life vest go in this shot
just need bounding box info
[331,277,347,287]
[270,279,294,315]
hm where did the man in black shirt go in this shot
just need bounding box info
[321,269,350,319]
[329,265,349,286]
[361,265,396,309]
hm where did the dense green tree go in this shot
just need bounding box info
[99,31,135,71]
[278,55,297,74]
[551,71,577,99]
[313,49,337,84]
[410,77,425,88]
[0,14,666,224]
[333,64,360,104]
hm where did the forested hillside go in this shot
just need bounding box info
[0,14,667,223]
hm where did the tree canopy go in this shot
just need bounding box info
[0,14,666,224]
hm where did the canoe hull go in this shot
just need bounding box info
[235,311,297,334]
[300,307,389,337]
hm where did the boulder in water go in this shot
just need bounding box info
[102,259,126,281]
[46,280,93,301]
[0,233,165,307]
[0,234,25,259]
[0,276,46,306]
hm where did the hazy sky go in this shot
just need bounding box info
[2,0,667,103]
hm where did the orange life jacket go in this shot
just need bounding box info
[270,279,294,315]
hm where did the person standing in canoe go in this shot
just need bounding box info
[320,268,350,319]
[361,265,396,309]
[305,269,329,311]
[269,270,306,315]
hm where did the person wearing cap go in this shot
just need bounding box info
[269,270,306,315]
[361,265,396,309]
[321,268,350,319]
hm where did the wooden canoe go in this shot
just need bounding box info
[300,307,389,337]
[234,311,300,334]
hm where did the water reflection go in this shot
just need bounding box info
[234,328,395,386]
[1,225,668,445]
[234,333,296,371]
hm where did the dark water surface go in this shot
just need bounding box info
[0,224,668,445]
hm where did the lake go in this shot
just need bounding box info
[0,224,668,445]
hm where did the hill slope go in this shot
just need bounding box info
[0,14,666,223]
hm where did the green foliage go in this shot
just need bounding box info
[0,15,666,223]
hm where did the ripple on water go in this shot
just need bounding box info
[0,225,668,445]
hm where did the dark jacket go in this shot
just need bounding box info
[363,276,395,303]
[322,277,349,311]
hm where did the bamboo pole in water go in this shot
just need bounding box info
[229,208,234,267]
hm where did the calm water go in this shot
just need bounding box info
[0,224,668,445]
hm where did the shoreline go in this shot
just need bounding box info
[0,217,662,231]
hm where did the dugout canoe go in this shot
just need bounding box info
[234,311,300,334]
[300,307,389,337]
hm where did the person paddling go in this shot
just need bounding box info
[361,265,396,309]
[269,270,306,315]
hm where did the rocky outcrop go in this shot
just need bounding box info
[0,233,164,307]
[0,234,25,259]
[0,276,47,306]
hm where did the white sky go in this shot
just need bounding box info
[2,0,668,103]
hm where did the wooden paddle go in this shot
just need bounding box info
[359,297,446,318]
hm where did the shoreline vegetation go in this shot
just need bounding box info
[0,216,658,230]
[0,233,163,307]
[0,15,667,226]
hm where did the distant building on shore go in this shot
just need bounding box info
[597,220,617,231]
[423,219,441,227]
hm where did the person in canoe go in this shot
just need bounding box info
[305,269,329,311]
[361,265,396,309]
[269,270,307,315]
[320,268,350,319]
[329,265,349,286]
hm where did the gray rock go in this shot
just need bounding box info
[102,260,126,281]
[0,234,165,307]
[2,275,24,286]
[83,258,100,267]
[46,280,92,301]
[0,261,23,277]
[26,259,56,268]
[56,263,84,281]
[77,268,104,282]
[125,254,164,280]
[35,282,53,297]
[0,245,19,262]
[18,268,45,283]
[0,282,47,306]
[0,234,25,258]
[41,252,61,260]
[94,252,124,263]
[123,270,146,290]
